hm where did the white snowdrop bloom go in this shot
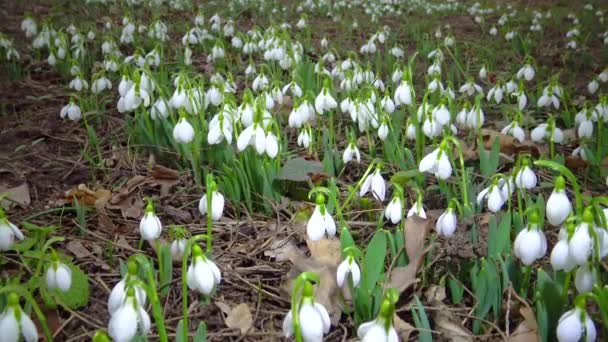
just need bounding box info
[124,85,151,111]
[588,79,599,94]
[60,102,82,121]
[459,80,482,96]
[599,70,608,83]
[505,80,518,95]
[574,264,597,293]
[283,300,330,342]
[427,78,443,93]
[187,246,221,295]
[210,45,225,61]
[381,95,395,114]
[436,207,457,237]
[556,308,596,342]
[531,123,564,143]
[170,238,187,259]
[489,27,498,36]
[578,119,593,138]
[433,105,451,126]
[208,113,233,145]
[358,318,399,342]
[139,207,162,241]
[390,46,405,58]
[0,213,24,251]
[501,122,525,142]
[537,87,561,109]
[205,86,223,107]
[306,196,336,241]
[343,143,361,164]
[514,224,547,265]
[551,237,576,272]
[21,17,37,38]
[407,201,427,219]
[150,98,169,120]
[237,124,266,155]
[314,90,338,114]
[546,179,571,226]
[406,122,417,140]
[0,294,38,342]
[465,106,485,129]
[515,164,537,189]
[479,65,488,79]
[569,222,594,266]
[515,91,528,110]
[360,169,386,201]
[199,191,225,221]
[320,37,329,49]
[336,256,361,287]
[91,76,112,94]
[264,133,279,158]
[297,130,310,148]
[572,145,588,161]
[487,84,504,104]
[69,77,88,92]
[108,294,151,342]
[444,36,455,46]
[422,117,441,138]
[296,18,306,29]
[394,81,412,106]
[516,64,535,81]
[173,117,195,143]
[384,197,402,224]
[252,73,269,92]
[419,147,452,180]
[391,69,403,83]
[476,183,506,213]
[378,122,389,141]
[45,261,72,292]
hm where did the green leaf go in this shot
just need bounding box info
[52,263,90,309]
[448,276,464,304]
[479,136,500,178]
[487,213,512,257]
[340,228,355,254]
[276,157,324,182]
[176,320,186,342]
[194,321,207,342]
[412,295,432,342]
[390,169,419,186]
[535,269,565,342]
[13,237,38,252]
[159,244,173,297]
[363,230,387,290]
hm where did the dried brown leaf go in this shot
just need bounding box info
[264,239,300,262]
[427,285,473,342]
[393,314,415,341]
[66,240,91,259]
[150,165,180,198]
[0,183,30,209]
[225,303,253,335]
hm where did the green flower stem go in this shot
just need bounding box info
[341,161,377,211]
[290,272,320,342]
[533,160,583,215]
[0,286,52,342]
[134,257,168,342]
[205,175,214,253]
[562,271,572,302]
[443,136,470,214]
[181,234,208,340]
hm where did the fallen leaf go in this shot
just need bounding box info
[480,129,543,157]
[0,183,30,209]
[150,165,180,198]
[508,287,539,342]
[264,239,300,262]
[225,303,254,335]
[215,301,232,315]
[65,184,115,232]
[276,157,325,182]
[387,216,433,292]
[158,204,192,222]
[283,237,342,325]
[565,155,587,169]
[108,177,146,219]
[393,314,415,341]
[66,240,91,258]
[426,285,473,342]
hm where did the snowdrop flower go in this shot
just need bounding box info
[150,98,169,120]
[0,293,38,342]
[407,200,426,219]
[476,180,507,213]
[419,144,452,180]
[406,121,417,140]
[337,254,361,287]
[343,142,361,164]
[199,187,225,221]
[314,87,338,114]
[91,76,112,94]
[569,215,594,266]
[187,245,221,295]
[68,77,88,92]
[283,281,330,342]
[422,116,441,138]
[514,161,537,189]
[516,64,535,81]
[574,264,597,293]
[513,213,547,265]
[459,79,483,96]
[390,46,404,58]
[360,168,386,201]
[551,236,576,272]
[307,194,336,241]
[207,111,233,145]
[465,105,485,129]
[384,196,402,224]
[378,122,389,140]
[489,27,498,36]
[546,176,572,226]
[486,84,504,104]
[108,263,147,315]
[170,238,187,259]
[0,209,24,251]
[577,117,594,139]
[444,35,455,46]
[537,86,562,109]
[381,95,395,114]
[252,73,269,92]
[479,65,488,79]
[139,200,162,241]
[296,18,306,29]
[297,129,311,148]
[108,289,151,342]
[45,257,72,292]
[599,70,608,83]
[588,78,599,94]
[21,17,37,38]
[60,101,82,121]
[394,80,413,106]
[264,132,279,158]
[210,44,225,61]
[436,204,457,237]
[531,122,564,143]
[501,121,525,142]
[173,117,195,143]
[237,123,266,155]
[357,295,398,342]
[556,307,596,342]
